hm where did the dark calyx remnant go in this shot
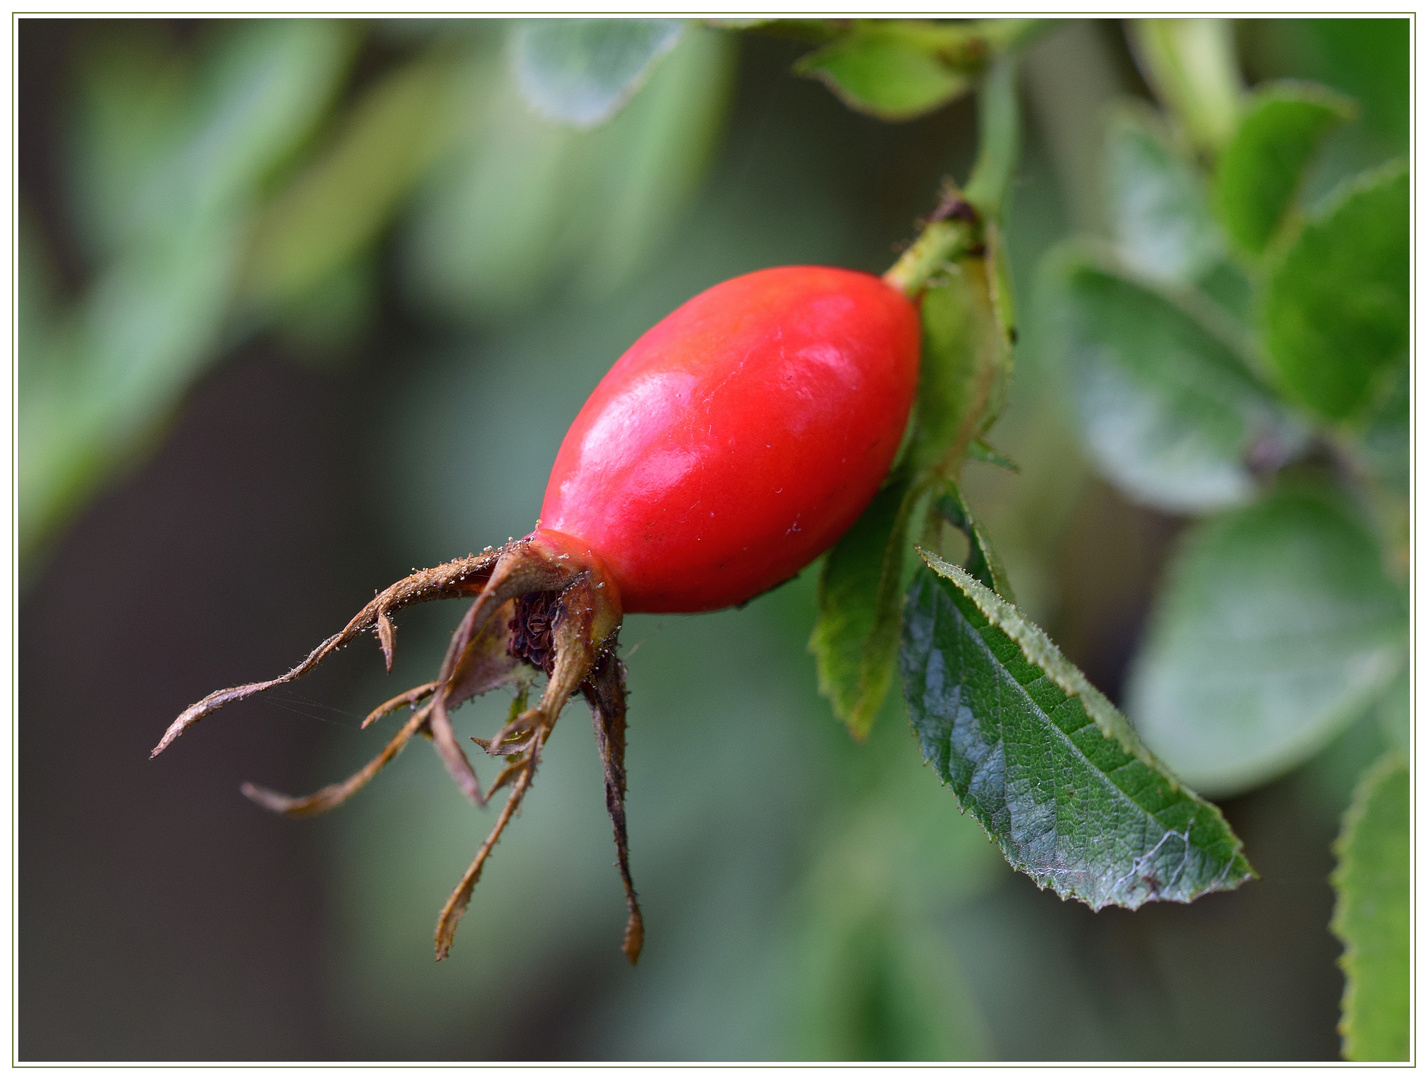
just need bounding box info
[509,591,562,675]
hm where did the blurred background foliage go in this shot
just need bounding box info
[18,17,1408,1061]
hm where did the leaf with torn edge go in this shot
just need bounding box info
[901,552,1254,909]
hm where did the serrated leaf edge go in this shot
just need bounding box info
[919,548,1174,781]
[907,556,1256,907]
[1330,751,1410,1061]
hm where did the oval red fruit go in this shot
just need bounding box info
[157,263,922,965]
[539,265,921,612]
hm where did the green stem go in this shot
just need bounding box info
[883,51,1023,296]
[963,55,1021,218]
[882,218,976,296]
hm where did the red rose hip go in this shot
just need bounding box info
[155,265,921,965]
[540,265,920,612]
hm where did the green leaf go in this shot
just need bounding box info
[158,20,353,219]
[983,220,1017,346]
[932,481,1014,602]
[1373,663,1410,756]
[1048,249,1305,513]
[811,478,925,739]
[1262,160,1408,421]
[1355,357,1409,499]
[1126,483,1408,797]
[902,257,1009,475]
[511,18,685,128]
[1331,754,1409,1061]
[901,554,1254,909]
[793,23,970,122]
[1288,19,1408,151]
[1105,107,1222,284]
[1213,81,1354,255]
[576,25,734,288]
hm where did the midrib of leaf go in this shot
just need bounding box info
[950,581,1183,851]
[925,552,1146,762]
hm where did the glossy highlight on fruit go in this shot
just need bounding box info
[542,266,920,612]
[153,264,921,965]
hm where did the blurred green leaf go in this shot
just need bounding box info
[1355,357,1409,499]
[404,25,731,321]
[1373,664,1409,756]
[1214,81,1354,255]
[241,48,461,312]
[1266,19,1408,151]
[1105,106,1222,284]
[932,480,1014,601]
[66,25,191,261]
[144,20,353,226]
[902,553,1254,909]
[1048,248,1304,513]
[1127,18,1242,154]
[811,477,924,740]
[793,809,991,1060]
[21,19,352,561]
[1127,483,1408,797]
[1331,753,1409,1061]
[794,23,970,122]
[577,25,734,288]
[1262,160,1408,421]
[1194,258,1254,324]
[902,258,1009,475]
[793,20,1038,123]
[511,18,685,128]
[711,18,841,42]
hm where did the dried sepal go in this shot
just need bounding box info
[376,611,397,673]
[434,743,541,961]
[362,682,437,730]
[151,548,504,758]
[240,702,433,817]
[157,529,644,963]
[584,648,643,965]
